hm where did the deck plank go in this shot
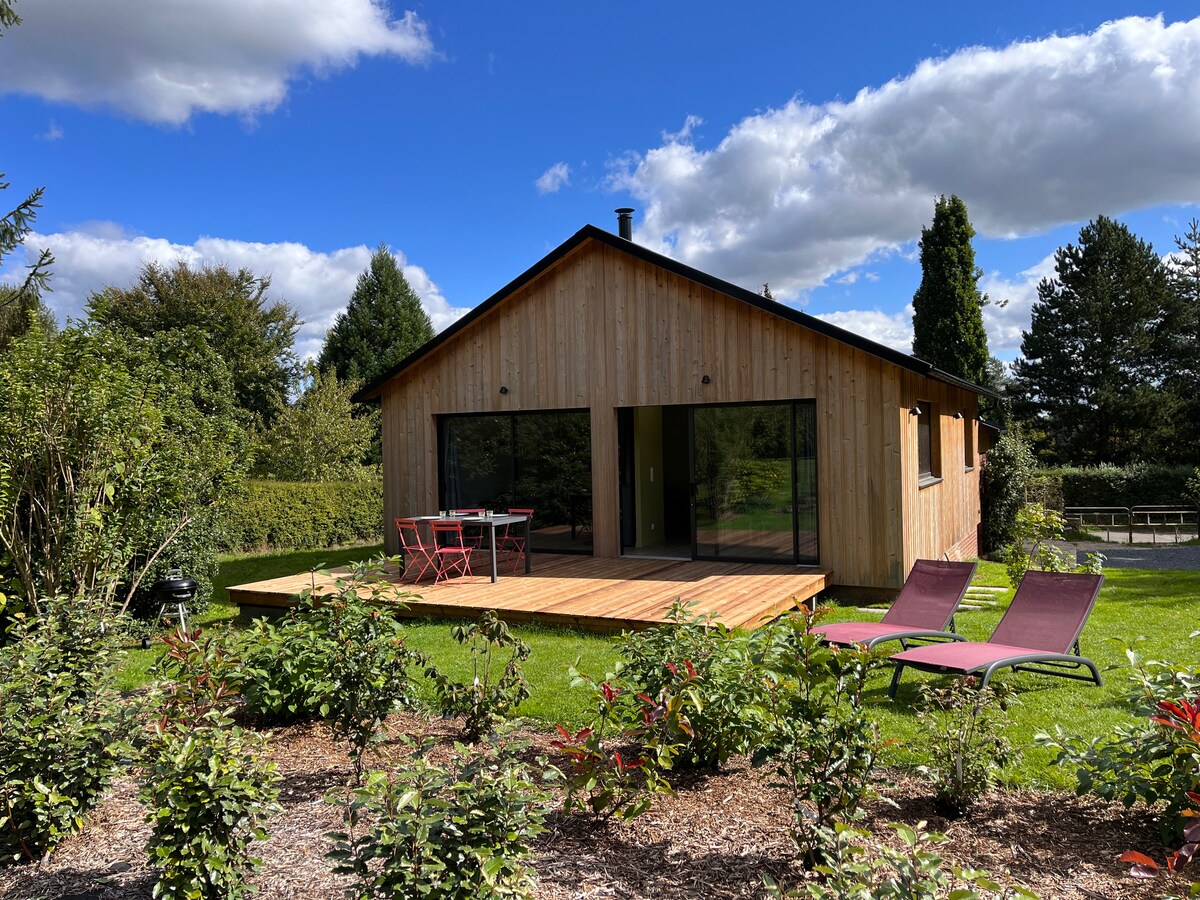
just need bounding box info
[227,554,831,633]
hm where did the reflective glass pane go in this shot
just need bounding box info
[693,404,795,561]
[795,401,818,564]
[441,410,591,553]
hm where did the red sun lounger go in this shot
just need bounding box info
[809,558,977,650]
[888,570,1105,697]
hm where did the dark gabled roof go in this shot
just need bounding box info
[354,224,999,402]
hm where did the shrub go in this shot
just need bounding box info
[1003,502,1105,586]
[1048,463,1198,508]
[1037,631,1200,842]
[765,821,1039,899]
[547,672,681,823]
[328,734,547,900]
[141,629,280,900]
[981,429,1036,553]
[915,679,1015,816]
[218,477,382,553]
[237,557,425,781]
[752,608,886,864]
[426,610,531,742]
[618,599,762,769]
[0,602,131,862]
[0,325,247,620]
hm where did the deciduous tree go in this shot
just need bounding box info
[87,262,300,428]
[318,244,434,387]
[911,195,990,387]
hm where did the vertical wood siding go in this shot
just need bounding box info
[380,240,981,590]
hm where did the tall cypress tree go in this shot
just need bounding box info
[1010,215,1174,465]
[318,244,435,387]
[911,195,990,386]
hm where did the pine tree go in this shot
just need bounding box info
[318,244,435,387]
[1010,216,1175,465]
[1162,219,1200,460]
[911,195,990,386]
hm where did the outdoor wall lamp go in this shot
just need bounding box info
[909,405,922,417]
[701,374,712,384]
[499,386,509,395]
[952,411,964,420]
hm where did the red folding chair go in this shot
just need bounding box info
[500,508,533,573]
[395,518,437,583]
[431,520,473,583]
[454,508,486,549]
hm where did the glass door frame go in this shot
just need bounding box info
[687,399,819,566]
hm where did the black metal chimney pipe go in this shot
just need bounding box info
[615,207,634,240]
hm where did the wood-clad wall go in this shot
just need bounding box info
[380,239,982,590]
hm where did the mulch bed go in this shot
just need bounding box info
[0,712,1172,899]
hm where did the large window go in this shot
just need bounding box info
[692,401,818,564]
[440,410,592,553]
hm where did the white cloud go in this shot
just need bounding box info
[813,309,914,353]
[979,253,1058,355]
[39,120,64,141]
[0,0,437,124]
[615,15,1200,302]
[534,162,571,195]
[1,225,469,360]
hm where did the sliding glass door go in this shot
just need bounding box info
[691,401,818,564]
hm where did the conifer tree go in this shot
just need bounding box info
[1011,215,1174,464]
[318,244,435,387]
[911,195,990,386]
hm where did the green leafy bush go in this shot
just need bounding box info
[218,477,382,553]
[0,603,131,862]
[618,599,762,769]
[766,821,1039,899]
[752,609,885,864]
[1003,502,1105,586]
[237,557,425,781]
[915,679,1015,816]
[426,610,531,742]
[981,429,1036,554]
[548,672,682,823]
[140,628,280,900]
[1042,463,1198,508]
[328,734,547,899]
[1038,632,1200,842]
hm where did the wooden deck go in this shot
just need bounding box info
[227,554,831,633]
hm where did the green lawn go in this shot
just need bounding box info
[819,560,1200,789]
[117,548,1198,791]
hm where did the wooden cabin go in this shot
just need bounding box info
[355,218,993,592]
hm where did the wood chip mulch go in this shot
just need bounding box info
[0,713,1177,899]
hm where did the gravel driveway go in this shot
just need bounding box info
[1071,541,1200,571]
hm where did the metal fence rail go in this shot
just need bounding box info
[1065,505,1200,544]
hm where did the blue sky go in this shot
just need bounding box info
[2,1,1198,362]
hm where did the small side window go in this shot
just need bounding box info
[917,402,940,486]
[963,415,975,470]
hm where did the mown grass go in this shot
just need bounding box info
[116,548,1198,791]
[818,560,1200,789]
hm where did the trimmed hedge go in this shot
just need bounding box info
[218,478,383,553]
[1035,464,1198,509]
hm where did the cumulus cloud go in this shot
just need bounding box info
[615,15,1200,301]
[813,309,914,354]
[0,0,437,124]
[534,162,571,195]
[0,225,469,360]
[979,253,1058,355]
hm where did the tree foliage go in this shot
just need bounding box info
[86,262,300,428]
[1011,216,1176,465]
[911,195,990,387]
[251,364,378,481]
[1163,219,1200,454]
[318,243,434,387]
[0,326,247,619]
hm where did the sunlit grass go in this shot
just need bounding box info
[115,548,1199,790]
[818,560,1200,789]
